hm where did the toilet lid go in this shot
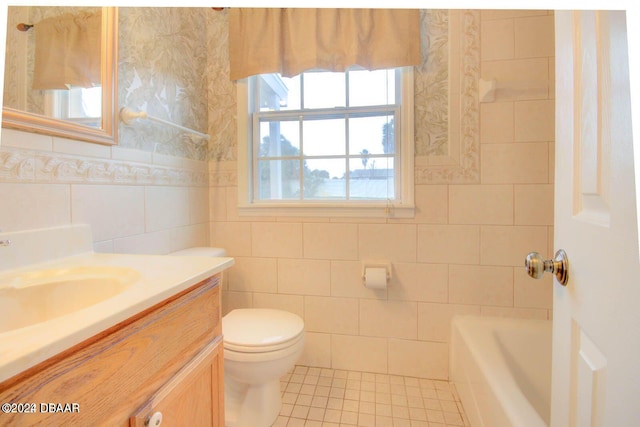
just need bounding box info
[223,309,304,352]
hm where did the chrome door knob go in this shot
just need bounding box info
[525,249,569,286]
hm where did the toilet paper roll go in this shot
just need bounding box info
[364,267,388,289]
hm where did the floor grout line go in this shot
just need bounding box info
[271,365,471,427]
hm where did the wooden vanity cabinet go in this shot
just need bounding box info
[130,337,224,427]
[0,274,225,427]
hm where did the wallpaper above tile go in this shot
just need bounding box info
[207,9,480,185]
[117,7,209,161]
[206,9,457,163]
[206,8,236,163]
[4,7,478,174]
[415,9,449,157]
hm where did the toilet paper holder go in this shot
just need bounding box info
[361,261,392,282]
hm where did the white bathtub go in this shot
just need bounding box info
[450,315,552,427]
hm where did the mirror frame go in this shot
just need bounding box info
[2,7,118,145]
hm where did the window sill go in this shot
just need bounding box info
[237,202,415,219]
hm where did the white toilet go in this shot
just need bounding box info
[223,308,304,427]
[169,247,305,427]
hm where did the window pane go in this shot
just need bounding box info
[348,69,395,107]
[258,74,301,111]
[259,120,300,158]
[258,159,300,200]
[303,72,345,109]
[303,119,345,156]
[75,86,101,118]
[280,75,301,110]
[305,158,345,180]
[303,159,346,200]
[250,67,409,206]
[348,115,395,155]
[349,157,395,200]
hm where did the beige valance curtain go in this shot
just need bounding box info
[32,11,101,90]
[228,8,421,81]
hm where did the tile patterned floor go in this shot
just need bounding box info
[272,365,470,427]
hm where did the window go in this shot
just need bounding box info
[237,67,414,217]
[44,85,102,128]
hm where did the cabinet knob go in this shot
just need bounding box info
[146,412,163,427]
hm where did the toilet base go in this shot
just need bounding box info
[224,375,282,427]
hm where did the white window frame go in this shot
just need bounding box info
[236,67,414,218]
[43,86,102,127]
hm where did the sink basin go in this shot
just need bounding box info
[0,266,139,333]
[0,225,235,384]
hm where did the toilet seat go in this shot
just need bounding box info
[223,308,304,353]
[225,333,304,354]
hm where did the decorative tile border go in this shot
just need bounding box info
[415,9,480,184]
[209,160,238,187]
[209,169,237,187]
[0,149,35,181]
[0,147,208,186]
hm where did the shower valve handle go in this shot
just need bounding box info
[525,249,569,286]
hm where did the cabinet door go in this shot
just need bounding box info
[0,277,221,427]
[130,337,224,427]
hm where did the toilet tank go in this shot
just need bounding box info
[169,247,227,257]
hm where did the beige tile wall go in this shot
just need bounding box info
[0,128,210,254]
[212,10,555,380]
[0,8,211,254]
[0,8,554,382]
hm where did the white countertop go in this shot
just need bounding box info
[0,251,233,383]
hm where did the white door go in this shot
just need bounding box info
[552,10,640,427]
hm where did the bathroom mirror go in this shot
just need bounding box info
[2,6,118,145]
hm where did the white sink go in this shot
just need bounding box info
[0,266,139,333]
[0,224,234,383]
